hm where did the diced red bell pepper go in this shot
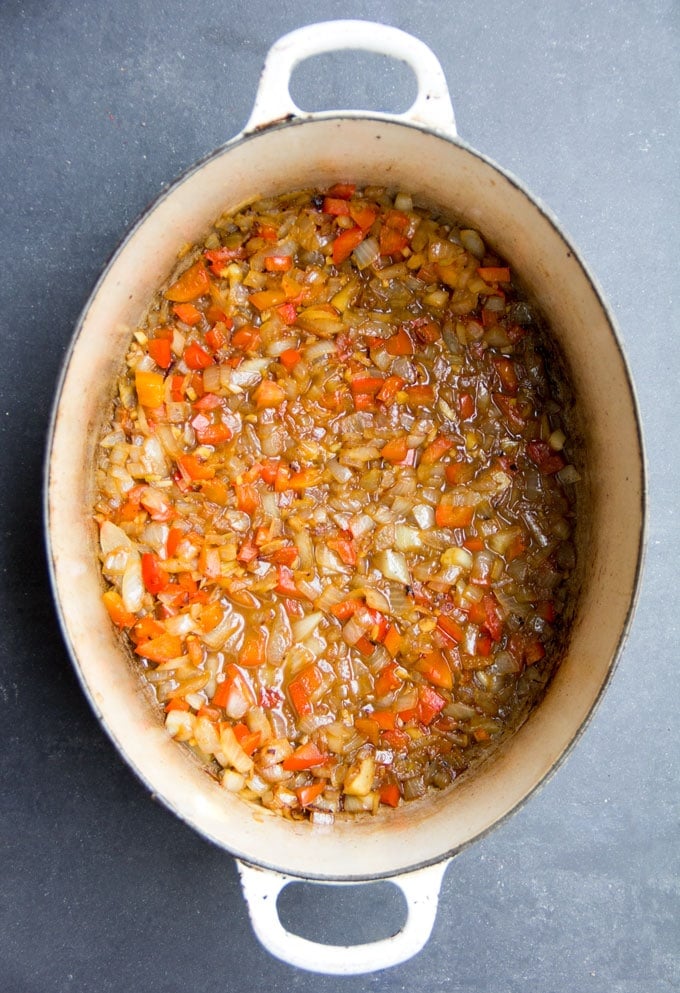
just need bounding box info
[379,783,401,808]
[332,226,365,266]
[141,552,169,594]
[282,741,329,771]
[288,663,324,717]
[385,327,414,355]
[184,342,213,370]
[165,262,211,302]
[437,614,465,644]
[374,661,403,698]
[173,303,202,326]
[147,337,173,369]
[417,685,447,726]
[239,628,267,668]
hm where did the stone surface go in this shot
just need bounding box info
[1,1,678,990]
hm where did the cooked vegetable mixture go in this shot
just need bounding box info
[94,185,579,822]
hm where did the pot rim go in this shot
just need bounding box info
[43,110,648,882]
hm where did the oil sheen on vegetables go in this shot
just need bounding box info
[94,184,579,822]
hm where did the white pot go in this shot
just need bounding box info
[45,21,645,975]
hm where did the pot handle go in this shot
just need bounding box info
[243,20,456,135]
[236,857,450,975]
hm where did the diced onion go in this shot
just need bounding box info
[352,237,380,270]
[374,549,410,585]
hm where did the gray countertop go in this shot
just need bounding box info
[1,1,678,990]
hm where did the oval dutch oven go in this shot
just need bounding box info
[45,21,645,975]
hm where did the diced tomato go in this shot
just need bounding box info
[273,564,301,599]
[258,459,280,485]
[193,393,223,411]
[200,602,224,633]
[445,462,475,485]
[354,635,374,657]
[384,209,409,232]
[165,698,191,713]
[268,545,299,567]
[411,318,442,344]
[198,544,221,580]
[205,326,228,352]
[525,640,546,665]
[372,711,397,731]
[275,467,322,491]
[385,327,414,356]
[193,419,232,446]
[493,394,529,430]
[537,600,556,623]
[481,593,505,642]
[350,376,385,397]
[170,374,186,402]
[130,615,165,644]
[330,598,360,622]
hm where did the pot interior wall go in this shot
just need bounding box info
[47,117,643,879]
